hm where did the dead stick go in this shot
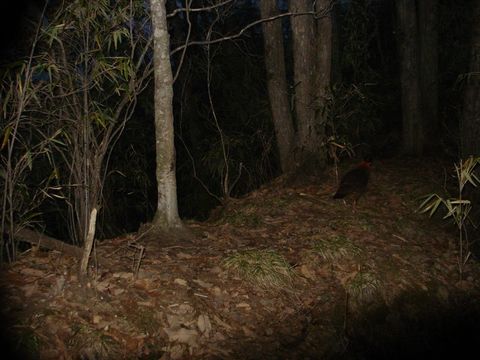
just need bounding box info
[14,228,83,258]
[80,207,97,276]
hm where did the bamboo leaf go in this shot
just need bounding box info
[428,198,443,217]
[418,194,443,216]
[25,150,33,171]
[1,125,12,150]
[449,200,471,205]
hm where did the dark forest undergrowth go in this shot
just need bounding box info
[1,157,480,359]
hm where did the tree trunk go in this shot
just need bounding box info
[462,0,480,157]
[418,0,438,152]
[314,0,332,165]
[290,0,323,173]
[396,0,423,155]
[151,0,184,229]
[260,0,295,173]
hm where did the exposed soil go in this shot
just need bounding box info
[1,158,480,359]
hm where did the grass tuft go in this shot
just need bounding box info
[346,271,381,301]
[219,206,263,227]
[313,235,362,261]
[223,249,295,290]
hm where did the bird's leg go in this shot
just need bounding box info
[352,193,363,213]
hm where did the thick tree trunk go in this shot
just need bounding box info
[260,0,295,173]
[462,0,480,157]
[418,0,438,151]
[151,0,184,229]
[396,0,423,155]
[290,0,324,173]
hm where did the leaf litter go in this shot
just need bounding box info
[1,158,480,359]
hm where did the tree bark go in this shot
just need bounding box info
[396,0,423,155]
[290,0,323,173]
[418,0,438,152]
[314,0,332,165]
[462,0,480,157]
[260,0,295,173]
[151,0,184,229]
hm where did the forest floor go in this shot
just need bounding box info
[1,158,480,359]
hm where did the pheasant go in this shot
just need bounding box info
[333,159,372,209]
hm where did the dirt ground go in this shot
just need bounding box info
[1,158,480,359]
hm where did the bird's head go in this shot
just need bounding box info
[358,157,373,169]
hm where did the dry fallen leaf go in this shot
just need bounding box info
[213,315,233,331]
[21,283,38,297]
[166,314,182,328]
[161,344,186,360]
[20,267,45,277]
[112,288,125,296]
[299,264,316,280]
[95,280,110,292]
[171,304,193,316]
[197,314,212,337]
[113,272,134,280]
[164,326,199,348]
[92,314,102,324]
[235,302,251,310]
[193,279,213,289]
[174,278,188,286]
[242,326,256,337]
[211,286,223,297]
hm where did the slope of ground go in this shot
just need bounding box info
[1,158,479,359]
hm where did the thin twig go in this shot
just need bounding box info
[170,8,333,56]
[167,0,234,18]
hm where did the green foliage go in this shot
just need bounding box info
[223,249,296,290]
[218,205,263,228]
[1,0,151,255]
[69,323,119,359]
[30,0,150,244]
[13,327,40,359]
[345,271,381,302]
[313,235,362,261]
[125,305,162,335]
[419,156,480,275]
[0,40,66,260]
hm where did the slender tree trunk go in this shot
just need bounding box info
[290,0,323,173]
[314,0,332,165]
[260,0,295,173]
[418,0,438,152]
[151,0,184,229]
[396,0,423,155]
[462,0,480,157]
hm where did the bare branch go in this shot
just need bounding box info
[172,0,193,83]
[167,0,234,18]
[170,7,333,56]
